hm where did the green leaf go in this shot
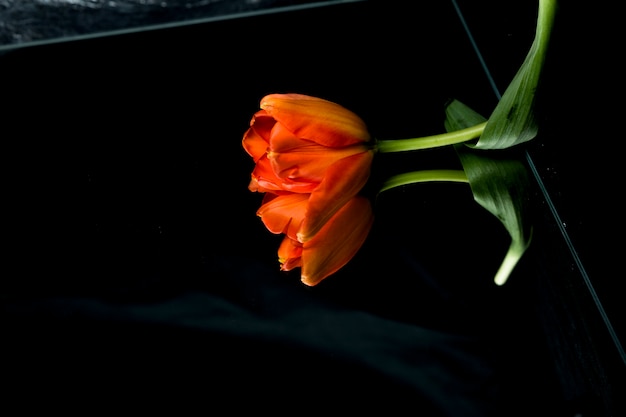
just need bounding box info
[445,99,533,285]
[454,146,533,285]
[472,0,557,150]
[444,99,488,133]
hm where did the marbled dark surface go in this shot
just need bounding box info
[0,0,342,46]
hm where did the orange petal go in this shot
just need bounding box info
[268,122,371,183]
[278,236,303,271]
[249,143,321,194]
[266,118,313,153]
[249,155,282,192]
[260,94,370,147]
[242,110,274,162]
[257,193,308,239]
[297,150,374,242]
[301,196,374,286]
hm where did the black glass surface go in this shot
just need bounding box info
[1,1,623,415]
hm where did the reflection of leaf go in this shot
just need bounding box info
[455,146,533,285]
[445,99,533,285]
[472,0,557,150]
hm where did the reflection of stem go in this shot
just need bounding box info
[378,169,468,194]
[494,241,527,286]
[493,228,533,285]
[375,122,486,153]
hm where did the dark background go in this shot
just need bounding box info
[1,1,623,415]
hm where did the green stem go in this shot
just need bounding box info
[493,241,526,286]
[538,0,558,52]
[375,122,486,153]
[378,169,469,194]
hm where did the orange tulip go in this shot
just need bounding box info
[242,93,375,285]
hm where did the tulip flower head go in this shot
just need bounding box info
[243,93,375,286]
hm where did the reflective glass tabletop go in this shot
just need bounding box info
[1,0,623,414]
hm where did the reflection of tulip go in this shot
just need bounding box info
[243,93,374,285]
